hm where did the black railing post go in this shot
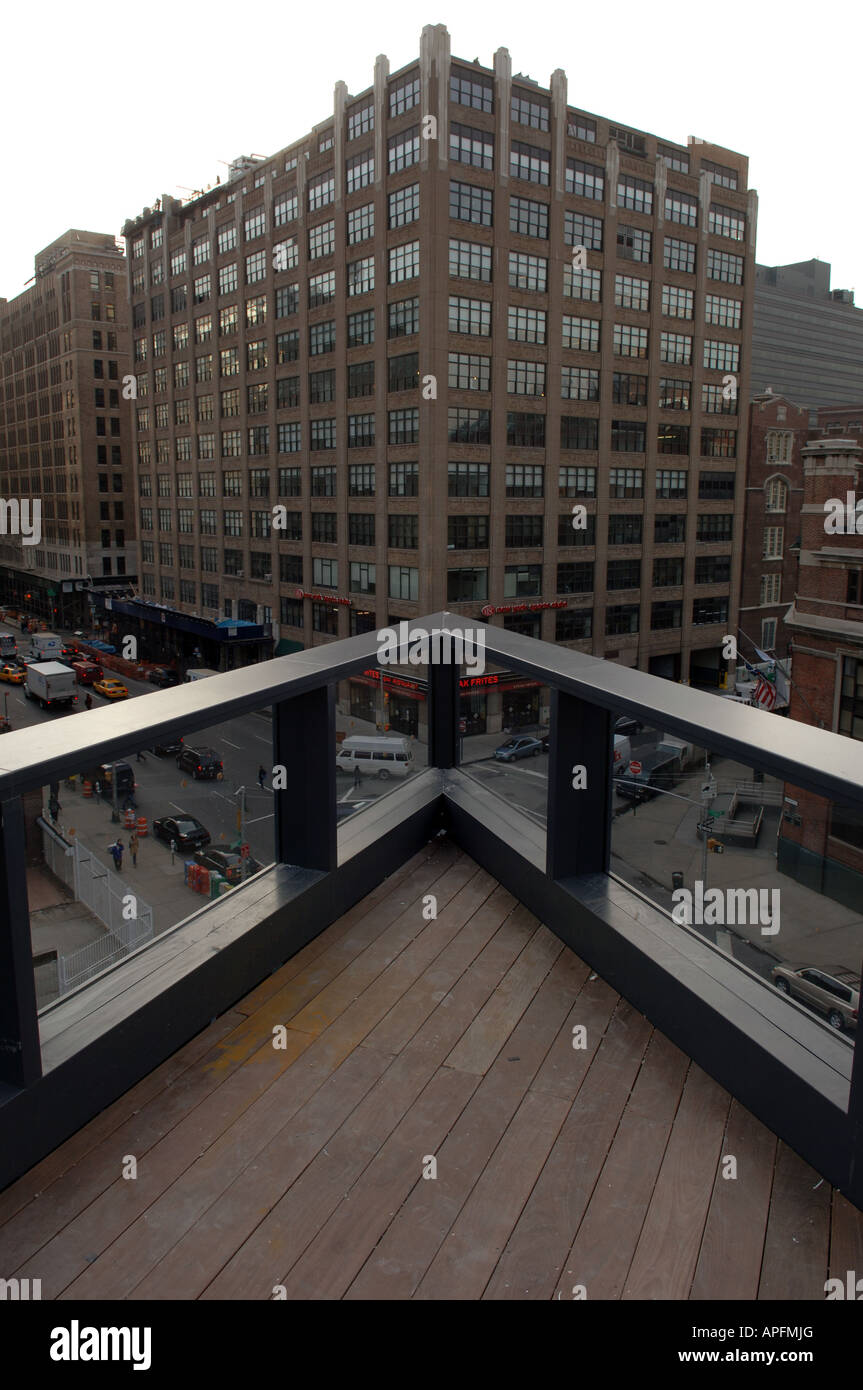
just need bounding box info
[273,685,336,871]
[846,958,863,1202]
[546,688,612,880]
[428,662,459,769]
[0,795,42,1087]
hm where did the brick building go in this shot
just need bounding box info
[779,437,863,907]
[0,231,136,628]
[118,22,756,722]
[738,391,808,663]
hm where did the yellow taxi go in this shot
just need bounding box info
[0,664,24,684]
[93,677,129,700]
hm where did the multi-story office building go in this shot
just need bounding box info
[119,23,755,699]
[752,260,863,413]
[738,391,808,662]
[780,437,863,907]
[0,231,136,628]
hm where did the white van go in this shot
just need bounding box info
[336,735,414,780]
[656,735,696,769]
[183,667,221,682]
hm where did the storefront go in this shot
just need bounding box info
[349,677,378,725]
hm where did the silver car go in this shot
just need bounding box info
[771,962,860,1031]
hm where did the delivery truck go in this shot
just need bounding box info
[0,630,16,660]
[25,661,78,710]
[29,632,63,661]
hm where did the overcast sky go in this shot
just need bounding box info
[1,0,859,301]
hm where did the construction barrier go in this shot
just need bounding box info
[123,809,135,830]
[82,781,93,798]
[136,816,147,837]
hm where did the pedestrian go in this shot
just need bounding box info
[257,764,266,789]
[353,763,361,789]
[122,791,137,812]
[108,839,123,871]
[129,831,139,868]
[85,693,93,711]
[136,750,145,763]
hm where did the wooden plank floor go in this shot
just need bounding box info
[1,838,860,1301]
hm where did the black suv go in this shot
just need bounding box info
[176,745,223,779]
[148,666,181,688]
[616,750,680,803]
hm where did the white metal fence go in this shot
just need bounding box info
[38,820,154,995]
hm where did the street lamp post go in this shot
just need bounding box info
[615,769,718,893]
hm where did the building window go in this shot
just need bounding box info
[657,424,690,454]
[349,464,376,497]
[606,604,640,636]
[608,515,643,546]
[389,565,419,601]
[308,173,335,211]
[347,413,375,448]
[390,74,421,116]
[705,294,742,329]
[664,190,698,226]
[448,462,489,497]
[661,284,694,319]
[346,151,375,193]
[348,102,374,139]
[348,514,376,546]
[388,298,419,338]
[451,180,494,227]
[560,416,599,450]
[656,469,688,498]
[762,525,784,558]
[703,339,740,372]
[347,204,375,248]
[561,366,599,401]
[388,408,419,444]
[766,430,793,464]
[348,309,375,347]
[347,360,375,397]
[505,463,544,497]
[389,462,417,497]
[389,241,420,284]
[388,184,419,230]
[450,121,494,170]
[311,418,337,451]
[709,203,745,240]
[512,93,548,130]
[309,270,336,307]
[656,514,686,544]
[449,295,491,336]
[507,359,546,396]
[701,428,737,458]
[611,421,646,452]
[449,238,493,282]
[388,127,420,173]
[448,408,490,443]
[559,466,596,497]
[564,265,601,301]
[654,557,684,586]
[699,471,735,500]
[510,140,550,185]
[309,321,336,355]
[613,324,648,358]
[450,68,493,112]
[278,467,302,496]
[609,467,643,498]
[448,352,491,391]
[562,315,600,352]
[663,238,696,274]
[449,515,489,549]
[617,225,651,263]
[508,306,546,343]
[615,274,649,311]
[707,249,744,284]
[760,573,782,605]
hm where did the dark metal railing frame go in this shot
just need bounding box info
[2,612,863,1201]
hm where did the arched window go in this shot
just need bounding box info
[765,430,792,463]
[765,476,788,512]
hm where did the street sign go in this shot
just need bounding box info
[240,842,250,859]
[629,760,642,776]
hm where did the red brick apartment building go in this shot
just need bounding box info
[779,437,863,906]
[0,231,136,629]
[738,391,808,663]
[117,22,756,703]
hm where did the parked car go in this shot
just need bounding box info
[0,664,23,684]
[148,666,181,687]
[152,815,211,852]
[152,736,184,756]
[771,963,860,1032]
[93,677,128,699]
[614,715,644,737]
[192,847,262,883]
[176,745,223,779]
[494,735,544,762]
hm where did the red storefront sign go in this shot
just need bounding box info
[480,600,567,616]
[294,588,352,607]
[358,668,426,699]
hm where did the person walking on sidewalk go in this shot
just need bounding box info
[129,831,139,868]
[85,692,93,711]
[257,764,267,789]
[108,839,123,871]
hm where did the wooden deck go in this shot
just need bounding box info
[1,838,860,1300]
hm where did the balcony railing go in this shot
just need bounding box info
[2,611,863,1206]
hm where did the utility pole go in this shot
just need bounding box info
[111,761,120,823]
[236,786,248,879]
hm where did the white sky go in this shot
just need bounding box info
[1,0,859,300]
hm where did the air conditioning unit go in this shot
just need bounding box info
[263,573,272,582]
[234,569,244,579]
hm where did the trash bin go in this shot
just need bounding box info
[671,871,684,891]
